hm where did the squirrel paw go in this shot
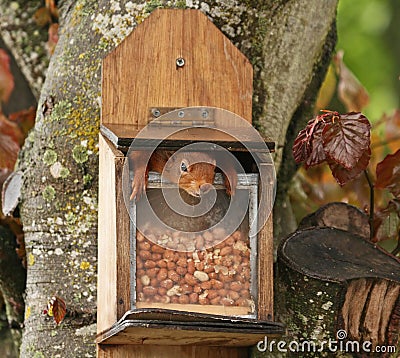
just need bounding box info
[223,170,237,196]
[130,172,148,201]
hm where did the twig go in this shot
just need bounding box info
[364,170,374,240]
[371,135,400,149]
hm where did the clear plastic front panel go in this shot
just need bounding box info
[133,181,257,318]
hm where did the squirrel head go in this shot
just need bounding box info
[163,152,216,197]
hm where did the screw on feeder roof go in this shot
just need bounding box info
[176,57,185,67]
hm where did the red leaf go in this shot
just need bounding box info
[292,127,311,164]
[328,147,371,186]
[47,296,66,325]
[292,118,325,166]
[0,49,14,104]
[305,122,326,169]
[376,149,400,198]
[322,112,371,170]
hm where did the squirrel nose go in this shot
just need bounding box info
[200,183,213,194]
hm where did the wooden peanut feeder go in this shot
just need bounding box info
[97,9,283,357]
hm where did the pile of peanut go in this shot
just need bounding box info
[136,228,254,310]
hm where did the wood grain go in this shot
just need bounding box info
[97,344,249,358]
[99,326,266,346]
[257,163,275,320]
[298,202,370,239]
[340,278,400,349]
[257,214,274,321]
[136,302,251,316]
[115,148,131,320]
[98,135,131,333]
[98,134,120,333]
[280,227,400,283]
[102,9,253,129]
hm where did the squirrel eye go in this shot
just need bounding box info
[180,161,188,172]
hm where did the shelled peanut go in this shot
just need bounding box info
[136,228,254,311]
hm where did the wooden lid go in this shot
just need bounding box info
[101,9,253,130]
[100,106,275,152]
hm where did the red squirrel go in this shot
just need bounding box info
[129,150,237,200]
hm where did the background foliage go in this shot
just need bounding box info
[290,0,400,253]
[336,0,399,120]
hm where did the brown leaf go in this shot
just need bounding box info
[34,7,52,27]
[0,49,14,104]
[47,296,67,325]
[328,147,371,186]
[322,112,371,170]
[0,112,24,145]
[376,149,400,198]
[383,109,400,153]
[0,133,19,170]
[8,107,36,140]
[47,23,59,56]
[334,50,369,112]
[373,199,400,242]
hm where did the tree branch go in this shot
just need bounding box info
[0,0,49,98]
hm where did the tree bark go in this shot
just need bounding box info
[0,0,339,356]
[274,227,400,357]
[0,0,49,99]
[0,225,25,355]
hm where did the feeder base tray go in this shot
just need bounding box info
[96,309,284,346]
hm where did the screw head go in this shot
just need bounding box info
[151,108,161,117]
[176,57,185,67]
[201,109,209,118]
[178,110,185,118]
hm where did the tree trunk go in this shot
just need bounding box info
[275,226,400,357]
[266,204,400,358]
[0,0,49,99]
[1,0,339,356]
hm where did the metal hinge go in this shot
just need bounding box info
[148,107,216,127]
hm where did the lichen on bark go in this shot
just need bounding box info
[17,0,111,355]
[0,0,49,98]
